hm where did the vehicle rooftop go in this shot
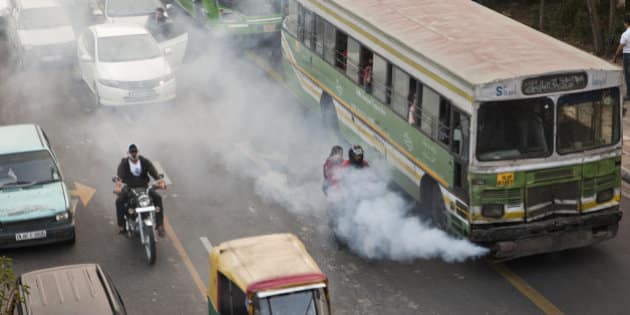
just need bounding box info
[91,23,149,38]
[214,233,325,293]
[323,0,619,86]
[0,124,45,155]
[20,264,116,315]
[19,0,62,9]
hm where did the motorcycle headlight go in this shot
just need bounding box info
[139,195,151,207]
[56,211,70,223]
[159,73,174,86]
[98,79,120,88]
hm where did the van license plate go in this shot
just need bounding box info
[129,90,156,97]
[15,230,47,241]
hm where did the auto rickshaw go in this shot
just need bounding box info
[207,233,331,315]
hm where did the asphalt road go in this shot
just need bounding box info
[1,14,630,315]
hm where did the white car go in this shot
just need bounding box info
[77,23,185,107]
[5,0,75,68]
[89,0,169,26]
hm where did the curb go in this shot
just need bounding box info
[622,167,630,184]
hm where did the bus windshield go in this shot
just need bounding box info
[477,98,554,161]
[557,88,619,154]
[255,289,329,315]
[218,0,281,16]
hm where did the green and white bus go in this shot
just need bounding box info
[281,0,623,259]
[174,0,283,37]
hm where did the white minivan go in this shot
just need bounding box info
[88,0,170,26]
[5,0,75,68]
[77,23,186,107]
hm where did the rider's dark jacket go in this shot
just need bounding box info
[117,156,159,188]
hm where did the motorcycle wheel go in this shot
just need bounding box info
[144,225,157,265]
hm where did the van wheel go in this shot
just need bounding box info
[320,93,340,136]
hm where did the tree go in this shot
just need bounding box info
[586,0,604,54]
[0,257,28,315]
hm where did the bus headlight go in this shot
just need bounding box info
[56,211,70,223]
[482,204,504,219]
[596,189,614,203]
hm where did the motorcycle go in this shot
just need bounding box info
[112,176,163,265]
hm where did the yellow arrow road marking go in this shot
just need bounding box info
[70,181,96,207]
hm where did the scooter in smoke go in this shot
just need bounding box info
[112,176,163,265]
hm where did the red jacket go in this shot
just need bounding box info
[340,160,369,169]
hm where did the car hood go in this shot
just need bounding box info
[98,57,170,81]
[107,15,149,27]
[18,26,75,46]
[0,182,67,223]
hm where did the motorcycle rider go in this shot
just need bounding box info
[341,144,369,169]
[114,144,167,237]
[322,145,344,195]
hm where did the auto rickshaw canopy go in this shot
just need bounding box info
[208,233,327,297]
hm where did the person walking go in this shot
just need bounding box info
[322,145,344,195]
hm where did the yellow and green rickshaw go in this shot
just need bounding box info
[207,233,331,315]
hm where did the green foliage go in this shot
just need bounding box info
[0,257,28,315]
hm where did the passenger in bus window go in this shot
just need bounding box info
[408,94,417,126]
[612,14,630,100]
[362,57,373,93]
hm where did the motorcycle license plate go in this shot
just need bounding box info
[16,230,47,241]
[136,206,155,213]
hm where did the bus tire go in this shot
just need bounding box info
[320,93,340,136]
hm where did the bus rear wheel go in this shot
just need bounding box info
[420,178,448,229]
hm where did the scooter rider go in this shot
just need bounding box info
[114,144,167,236]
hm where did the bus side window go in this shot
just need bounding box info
[314,15,325,56]
[323,19,336,65]
[438,98,451,145]
[346,37,361,83]
[421,86,440,138]
[359,47,373,92]
[285,0,298,37]
[451,111,469,159]
[303,10,314,49]
[334,31,348,70]
[371,53,389,103]
[391,66,410,118]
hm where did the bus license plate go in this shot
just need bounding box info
[15,230,47,241]
[496,172,515,187]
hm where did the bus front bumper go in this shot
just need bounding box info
[470,207,622,260]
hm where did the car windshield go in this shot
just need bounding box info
[18,7,71,30]
[218,0,281,16]
[557,88,620,154]
[255,289,329,315]
[0,150,60,189]
[107,0,160,17]
[98,34,161,62]
[477,98,554,161]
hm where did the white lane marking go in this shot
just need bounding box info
[200,237,213,253]
[153,161,173,185]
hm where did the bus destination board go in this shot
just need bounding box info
[522,72,588,95]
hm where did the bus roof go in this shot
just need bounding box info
[212,234,326,294]
[318,0,619,88]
